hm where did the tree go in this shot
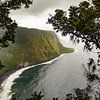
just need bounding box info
[48,0,100,100]
[12,92,44,100]
[26,92,44,100]
[48,1,100,51]
[92,0,100,10]
[0,0,33,69]
[0,0,33,48]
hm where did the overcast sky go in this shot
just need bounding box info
[10,0,85,30]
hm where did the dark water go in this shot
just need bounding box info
[10,36,98,100]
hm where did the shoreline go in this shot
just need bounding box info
[0,60,49,85]
[0,48,76,100]
[0,59,51,85]
[0,54,64,85]
[0,53,68,100]
[0,48,75,86]
[0,60,41,85]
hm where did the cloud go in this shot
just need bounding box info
[10,0,86,29]
[10,0,85,16]
[30,0,64,14]
[10,0,65,16]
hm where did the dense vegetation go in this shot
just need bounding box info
[0,0,33,48]
[0,27,74,77]
[48,0,100,51]
[0,0,33,70]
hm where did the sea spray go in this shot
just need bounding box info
[0,54,67,100]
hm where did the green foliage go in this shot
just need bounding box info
[0,0,33,48]
[47,1,100,99]
[11,89,94,100]
[66,89,91,100]
[12,92,44,100]
[26,92,44,100]
[0,0,33,69]
[92,0,100,10]
[48,1,100,51]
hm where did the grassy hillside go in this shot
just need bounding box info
[0,27,74,76]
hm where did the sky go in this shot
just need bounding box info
[10,0,85,30]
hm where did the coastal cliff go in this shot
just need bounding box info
[0,27,74,76]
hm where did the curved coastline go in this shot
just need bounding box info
[0,47,76,100]
[0,53,68,100]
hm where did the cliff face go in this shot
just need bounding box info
[0,27,74,74]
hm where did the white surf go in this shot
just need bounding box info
[0,54,66,100]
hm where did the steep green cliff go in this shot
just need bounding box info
[0,27,74,75]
